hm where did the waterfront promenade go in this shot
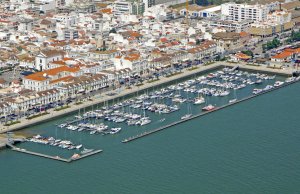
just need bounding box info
[0,62,294,133]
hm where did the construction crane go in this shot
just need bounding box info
[185,0,189,25]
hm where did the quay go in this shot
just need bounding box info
[122,77,300,143]
[0,62,295,133]
[6,143,102,163]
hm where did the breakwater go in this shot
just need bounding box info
[6,143,102,163]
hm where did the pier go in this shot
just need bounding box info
[122,78,300,143]
[6,143,102,163]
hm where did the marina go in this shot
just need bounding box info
[56,66,290,141]
[0,62,293,133]
[1,64,300,193]
[121,75,300,143]
[1,64,297,163]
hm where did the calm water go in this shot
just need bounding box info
[1,74,300,193]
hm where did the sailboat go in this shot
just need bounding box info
[193,93,205,105]
[229,87,237,103]
[181,94,192,120]
[140,101,151,126]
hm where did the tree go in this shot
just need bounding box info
[109,28,117,34]
[242,50,253,57]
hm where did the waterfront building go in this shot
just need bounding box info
[23,66,82,91]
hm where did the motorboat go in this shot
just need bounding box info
[194,96,205,105]
[110,128,122,134]
[202,105,216,111]
[181,114,192,120]
[81,148,94,154]
[229,99,237,103]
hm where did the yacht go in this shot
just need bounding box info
[229,99,237,103]
[202,105,216,111]
[193,96,205,105]
[81,148,94,154]
[274,81,284,87]
[140,118,151,126]
[181,114,192,120]
[110,128,122,134]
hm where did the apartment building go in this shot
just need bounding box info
[221,3,269,22]
[113,0,145,16]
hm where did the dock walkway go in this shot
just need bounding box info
[6,143,102,163]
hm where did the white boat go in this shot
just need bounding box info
[90,130,97,135]
[159,118,166,122]
[274,81,284,87]
[193,96,205,105]
[202,105,215,111]
[181,114,192,120]
[229,99,237,103]
[81,148,93,154]
[76,144,83,149]
[110,128,122,134]
[140,118,151,126]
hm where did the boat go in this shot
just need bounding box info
[159,118,166,122]
[229,99,237,103]
[81,148,94,154]
[71,153,81,159]
[76,144,83,149]
[193,95,205,105]
[255,79,262,84]
[140,118,151,126]
[181,114,192,120]
[274,81,284,87]
[110,128,122,134]
[90,130,97,135]
[202,105,215,111]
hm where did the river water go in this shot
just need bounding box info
[1,70,300,193]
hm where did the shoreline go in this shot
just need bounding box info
[0,62,294,133]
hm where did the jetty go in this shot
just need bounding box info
[6,143,102,163]
[122,78,300,143]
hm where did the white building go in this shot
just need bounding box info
[113,0,145,16]
[221,3,269,22]
[35,50,65,71]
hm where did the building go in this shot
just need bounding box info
[35,50,65,71]
[212,32,243,53]
[187,41,217,60]
[208,18,253,33]
[64,29,79,40]
[221,3,269,22]
[23,66,82,91]
[113,0,145,16]
[18,18,34,32]
[248,11,294,37]
[179,5,221,18]
[88,50,119,60]
[271,48,300,64]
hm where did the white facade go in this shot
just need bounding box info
[35,51,64,71]
[221,3,269,22]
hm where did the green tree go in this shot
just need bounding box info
[242,50,253,57]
